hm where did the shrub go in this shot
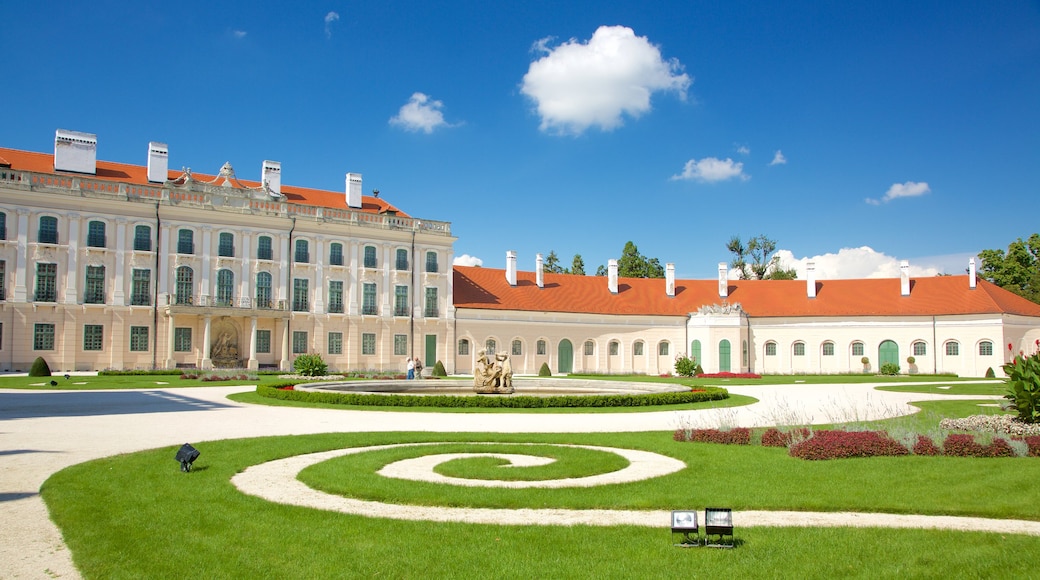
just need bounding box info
[1025,435,1040,457]
[538,362,552,377]
[861,356,869,365]
[942,434,985,457]
[911,435,942,456]
[29,357,52,377]
[673,427,751,445]
[674,354,697,377]
[761,427,811,448]
[985,367,996,378]
[432,360,447,377]
[1003,352,1040,424]
[906,356,916,365]
[879,362,900,375]
[293,353,328,377]
[789,430,909,460]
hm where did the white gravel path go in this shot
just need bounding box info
[0,380,1027,579]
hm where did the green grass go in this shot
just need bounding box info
[875,382,1006,395]
[567,373,986,386]
[42,431,1040,579]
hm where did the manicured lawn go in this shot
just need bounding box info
[568,373,992,386]
[43,431,1040,579]
[875,382,1006,396]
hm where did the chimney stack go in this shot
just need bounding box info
[506,250,517,286]
[969,257,977,289]
[665,263,675,297]
[900,260,911,296]
[608,259,618,294]
[262,160,282,195]
[718,262,729,298]
[806,261,817,299]
[147,142,168,183]
[345,173,362,208]
[54,129,97,175]
[536,253,544,288]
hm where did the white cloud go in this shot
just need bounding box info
[866,181,931,205]
[520,25,691,135]
[453,254,484,267]
[736,145,750,155]
[389,92,454,134]
[671,157,748,183]
[324,11,340,38]
[769,150,787,165]
[232,30,247,39]
[768,246,942,280]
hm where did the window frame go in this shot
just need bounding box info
[218,232,235,257]
[87,220,106,248]
[255,272,272,309]
[292,331,308,354]
[294,239,309,263]
[133,225,152,251]
[216,269,235,306]
[174,328,192,352]
[793,342,806,357]
[292,278,309,312]
[328,332,344,355]
[38,216,58,244]
[329,242,344,266]
[256,236,273,261]
[83,324,104,351]
[425,251,438,273]
[394,334,408,356]
[396,248,408,271]
[424,286,438,317]
[175,266,194,305]
[129,326,149,352]
[363,245,377,268]
[84,265,106,304]
[512,339,523,356]
[34,323,56,350]
[177,229,194,254]
[362,332,376,355]
[35,263,58,302]
[765,342,777,356]
[979,341,993,356]
[946,341,960,356]
[328,280,344,313]
[658,341,669,356]
[256,329,272,354]
[362,282,377,315]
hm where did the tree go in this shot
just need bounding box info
[571,254,585,276]
[543,250,564,274]
[726,235,797,280]
[979,233,1040,304]
[616,241,665,278]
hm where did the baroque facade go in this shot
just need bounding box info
[0,131,455,372]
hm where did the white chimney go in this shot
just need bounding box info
[806,261,817,299]
[665,263,675,297]
[54,129,97,174]
[536,253,544,288]
[718,262,728,298]
[969,257,977,289]
[900,260,911,296]
[345,173,362,208]
[608,259,618,294]
[506,250,517,286]
[262,160,281,195]
[147,142,168,183]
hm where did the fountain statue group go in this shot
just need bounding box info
[473,349,514,394]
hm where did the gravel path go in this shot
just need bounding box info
[0,380,1026,579]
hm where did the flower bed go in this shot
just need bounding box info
[695,372,762,379]
[790,430,910,460]
[673,427,751,445]
[760,427,810,448]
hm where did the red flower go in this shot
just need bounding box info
[1009,343,1014,351]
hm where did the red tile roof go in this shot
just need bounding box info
[453,266,1040,318]
[0,147,408,216]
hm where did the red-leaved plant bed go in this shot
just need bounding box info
[912,435,942,456]
[760,427,811,447]
[789,430,909,460]
[695,372,762,379]
[942,434,1017,458]
[673,428,751,445]
[1026,435,1040,457]
[278,385,295,391]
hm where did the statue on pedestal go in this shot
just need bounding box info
[473,349,514,394]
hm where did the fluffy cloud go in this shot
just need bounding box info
[769,150,787,165]
[324,11,340,38]
[766,246,944,280]
[232,30,247,39]
[671,157,748,183]
[389,93,454,134]
[453,254,484,267]
[866,181,930,205]
[521,25,691,135]
[736,145,750,155]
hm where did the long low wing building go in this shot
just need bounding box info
[1,130,1038,377]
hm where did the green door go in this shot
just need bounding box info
[425,334,437,368]
[690,340,702,367]
[719,339,731,372]
[879,340,899,369]
[558,339,573,374]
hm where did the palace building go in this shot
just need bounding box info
[2,130,1038,377]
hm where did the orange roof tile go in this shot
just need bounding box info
[453,266,1040,318]
[0,147,408,216]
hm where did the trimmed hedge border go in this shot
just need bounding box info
[257,384,729,409]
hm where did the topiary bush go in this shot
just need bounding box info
[985,367,996,378]
[1003,352,1040,424]
[29,356,52,377]
[538,362,552,377]
[293,353,328,377]
[879,362,900,375]
[432,360,447,377]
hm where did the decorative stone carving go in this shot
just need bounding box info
[473,349,514,394]
[211,318,241,368]
[697,302,744,315]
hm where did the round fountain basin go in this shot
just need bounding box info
[296,377,687,397]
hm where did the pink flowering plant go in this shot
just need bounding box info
[1003,350,1040,424]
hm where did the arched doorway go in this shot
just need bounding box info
[558,339,573,374]
[718,339,731,372]
[879,340,899,369]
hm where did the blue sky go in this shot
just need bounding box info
[3,1,1038,280]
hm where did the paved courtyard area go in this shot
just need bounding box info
[0,380,1010,579]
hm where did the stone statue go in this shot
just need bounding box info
[473,349,514,394]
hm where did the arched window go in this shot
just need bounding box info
[979,341,993,356]
[913,341,927,356]
[218,232,234,257]
[38,216,58,244]
[134,225,151,251]
[87,220,106,248]
[690,340,702,365]
[946,341,960,356]
[175,266,194,304]
[485,339,496,355]
[536,339,546,355]
[216,269,234,306]
[396,248,408,270]
[257,236,273,260]
[512,339,523,355]
[765,342,777,356]
[822,341,835,356]
[330,243,344,266]
[584,340,595,356]
[255,272,272,308]
[458,338,470,355]
[634,341,644,356]
[609,340,619,356]
[851,341,865,357]
[658,341,669,356]
[295,239,309,263]
[793,342,806,356]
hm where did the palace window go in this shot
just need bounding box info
[424,287,438,317]
[396,248,408,270]
[946,341,960,356]
[83,324,104,351]
[793,342,805,356]
[218,232,234,257]
[129,326,149,352]
[633,341,644,356]
[609,341,619,356]
[38,216,58,244]
[177,229,194,254]
[257,236,273,260]
[256,330,271,354]
[328,281,344,313]
[174,328,192,352]
[295,239,309,263]
[851,342,865,357]
[87,221,106,248]
[362,283,377,315]
[0,260,6,300]
[292,331,308,354]
[35,263,57,302]
[822,342,835,356]
[84,265,106,304]
[913,341,927,356]
[134,225,151,251]
[426,251,438,273]
[658,341,669,356]
[130,269,151,306]
[512,339,522,356]
[216,270,234,306]
[458,338,470,356]
[292,278,309,312]
[536,340,546,355]
[329,243,344,266]
[979,341,993,356]
[765,342,777,356]
[175,267,194,305]
[255,272,272,309]
[394,285,409,316]
[395,334,408,356]
[584,340,594,356]
[363,246,377,268]
[34,323,55,350]
[328,332,343,355]
[485,339,496,355]
[362,332,376,355]
[0,212,5,240]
